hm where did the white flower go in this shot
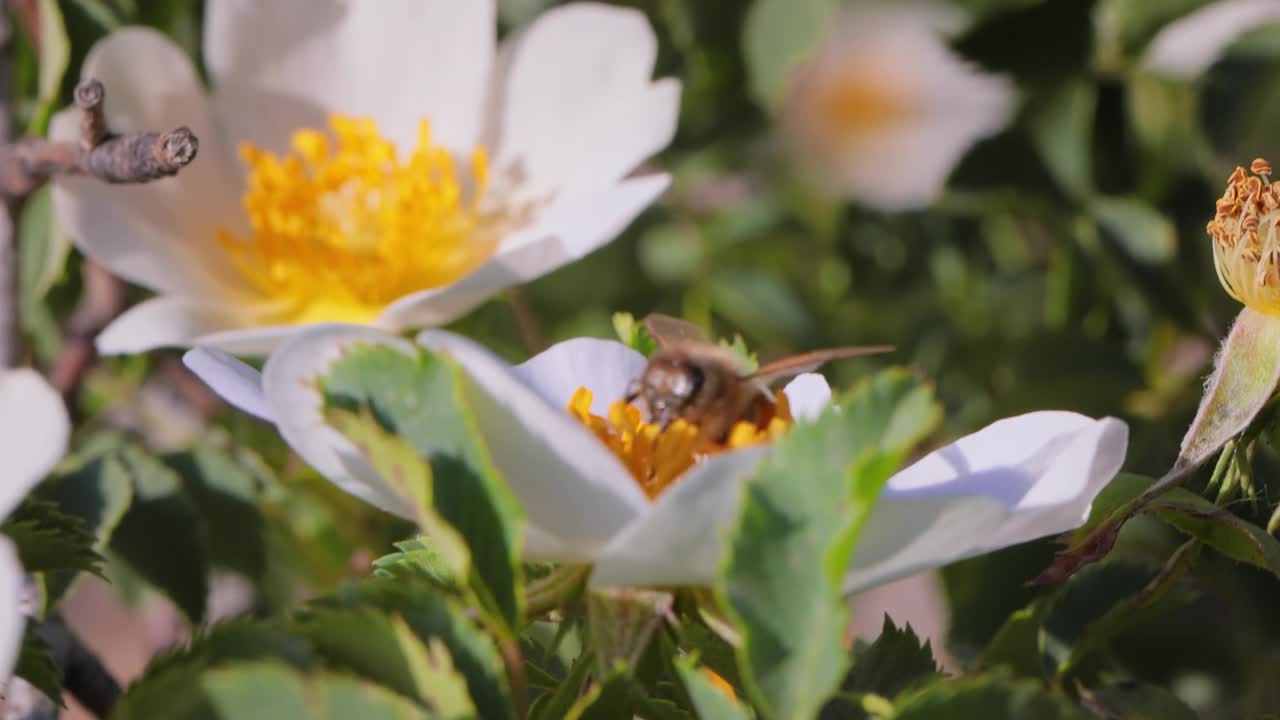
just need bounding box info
[1143,0,1280,79]
[780,4,1015,210]
[0,369,71,685]
[185,326,1128,594]
[51,1,679,356]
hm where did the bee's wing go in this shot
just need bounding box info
[643,313,711,348]
[746,346,894,386]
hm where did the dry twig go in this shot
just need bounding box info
[0,78,198,198]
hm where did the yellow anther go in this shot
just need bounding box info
[567,386,793,499]
[1211,158,1280,315]
[217,114,502,325]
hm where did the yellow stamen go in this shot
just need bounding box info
[816,70,904,136]
[1209,157,1280,315]
[567,387,792,499]
[218,115,503,325]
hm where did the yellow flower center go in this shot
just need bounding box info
[815,71,905,137]
[218,115,504,325]
[1209,158,1280,315]
[567,387,792,499]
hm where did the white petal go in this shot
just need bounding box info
[193,324,314,357]
[96,296,249,355]
[846,412,1129,591]
[416,330,646,561]
[845,495,1011,593]
[492,3,678,202]
[182,348,273,422]
[0,538,24,685]
[782,373,831,422]
[591,410,1127,594]
[379,174,669,329]
[50,29,251,297]
[783,7,1014,209]
[378,174,670,327]
[262,325,418,518]
[512,337,648,414]
[1144,0,1280,78]
[589,446,769,588]
[0,370,69,519]
[205,0,495,154]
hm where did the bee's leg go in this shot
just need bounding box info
[623,379,641,405]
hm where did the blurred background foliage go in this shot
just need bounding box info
[15,0,1280,717]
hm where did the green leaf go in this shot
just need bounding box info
[27,0,70,134]
[1062,473,1151,545]
[846,617,942,698]
[675,657,751,720]
[676,615,746,696]
[977,599,1049,679]
[110,446,211,623]
[1081,683,1199,720]
[1036,309,1280,584]
[943,542,1056,660]
[1090,196,1178,265]
[820,617,942,718]
[327,411,470,588]
[37,448,133,608]
[1170,308,1280,480]
[719,369,941,720]
[891,673,1089,720]
[15,622,61,707]
[119,660,429,720]
[741,0,839,110]
[1040,562,1179,677]
[1027,80,1096,198]
[612,312,658,356]
[1147,491,1280,577]
[17,188,70,360]
[113,620,315,719]
[373,536,465,596]
[2,497,102,579]
[569,664,636,720]
[530,651,595,720]
[321,571,513,720]
[162,446,269,581]
[953,0,1095,87]
[292,606,475,717]
[319,345,524,634]
[64,0,123,31]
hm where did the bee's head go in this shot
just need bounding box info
[624,352,707,428]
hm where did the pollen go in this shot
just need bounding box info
[567,387,792,499]
[1208,157,1280,315]
[217,115,503,325]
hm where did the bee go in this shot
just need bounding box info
[623,314,893,441]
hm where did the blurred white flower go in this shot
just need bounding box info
[185,326,1128,594]
[0,369,71,686]
[52,0,679,356]
[781,4,1014,210]
[1144,0,1280,79]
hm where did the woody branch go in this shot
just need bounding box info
[0,78,198,197]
